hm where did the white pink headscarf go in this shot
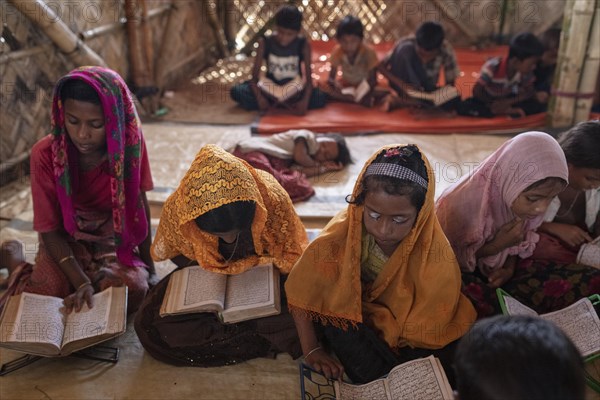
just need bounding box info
[436,131,568,275]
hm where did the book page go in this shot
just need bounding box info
[335,378,389,400]
[257,76,303,101]
[576,236,600,268]
[62,288,112,345]
[502,296,539,317]
[387,356,453,400]
[224,264,272,309]
[180,267,227,311]
[2,293,64,348]
[540,298,600,357]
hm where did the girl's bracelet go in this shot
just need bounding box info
[304,346,322,360]
[58,255,76,265]
[77,281,92,291]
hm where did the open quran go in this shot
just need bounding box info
[160,263,280,324]
[497,289,600,358]
[300,355,453,400]
[0,286,127,357]
[405,85,459,106]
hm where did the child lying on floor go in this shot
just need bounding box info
[233,129,352,202]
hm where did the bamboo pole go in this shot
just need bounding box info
[7,0,106,67]
[207,0,229,58]
[125,0,150,88]
[549,0,596,128]
[154,0,177,89]
[79,4,171,41]
[575,2,600,121]
[0,44,52,64]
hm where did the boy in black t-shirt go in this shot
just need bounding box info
[230,5,325,115]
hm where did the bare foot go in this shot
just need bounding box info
[379,94,394,112]
[0,240,25,274]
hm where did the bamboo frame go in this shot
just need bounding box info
[550,0,596,128]
[575,2,600,121]
[7,0,106,67]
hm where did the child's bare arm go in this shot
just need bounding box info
[328,65,339,87]
[367,67,378,88]
[476,218,524,258]
[377,61,415,94]
[539,222,593,247]
[293,138,317,167]
[292,312,344,380]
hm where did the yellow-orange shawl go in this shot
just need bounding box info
[285,144,476,349]
[151,145,308,274]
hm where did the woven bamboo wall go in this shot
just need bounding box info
[1,0,219,185]
[224,0,566,50]
[1,0,566,187]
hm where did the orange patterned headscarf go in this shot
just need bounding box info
[151,145,308,274]
[285,144,476,349]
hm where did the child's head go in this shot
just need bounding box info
[539,27,561,67]
[558,120,600,190]
[315,133,352,166]
[508,32,544,75]
[195,201,256,243]
[274,5,302,47]
[349,145,428,254]
[454,315,585,400]
[511,176,566,220]
[415,22,445,63]
[335,15,364,57]
[60,78,106,155]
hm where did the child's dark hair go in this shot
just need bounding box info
[322,133,353,166]
[454,315,585,400]
[508,32,544,61]
[60,78,101,105]
[195,201,256,234]
[557,120,600,169]
[540,27,561,51]
[348,145,428,213]
[523,176,566,192]
[336,15,364,39]
[275,5,302,31]
[415,21,445,51]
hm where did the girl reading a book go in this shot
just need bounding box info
[285,145,476,384]
[0,67,156,314]
[532,121,600,264]
[134,144,308,367]
[436,131,599,317]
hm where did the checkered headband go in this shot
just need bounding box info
[364,163,428,190]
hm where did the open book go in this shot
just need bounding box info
[257,75,304,101]
[497,289,600,358]
[327,356,452,400]
[576,236,600,268]
[341,79,371,102]
[0,286,127,357]
[160,263,280,324]
[405,85,460,106]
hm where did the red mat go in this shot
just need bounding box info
[254,41,547,134]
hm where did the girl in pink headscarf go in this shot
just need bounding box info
[437,131,599,317]
[0,67,156,314]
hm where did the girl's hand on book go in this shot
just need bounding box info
[550,224,593,248]
[64,283,95,314]
[305,348,344,381]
